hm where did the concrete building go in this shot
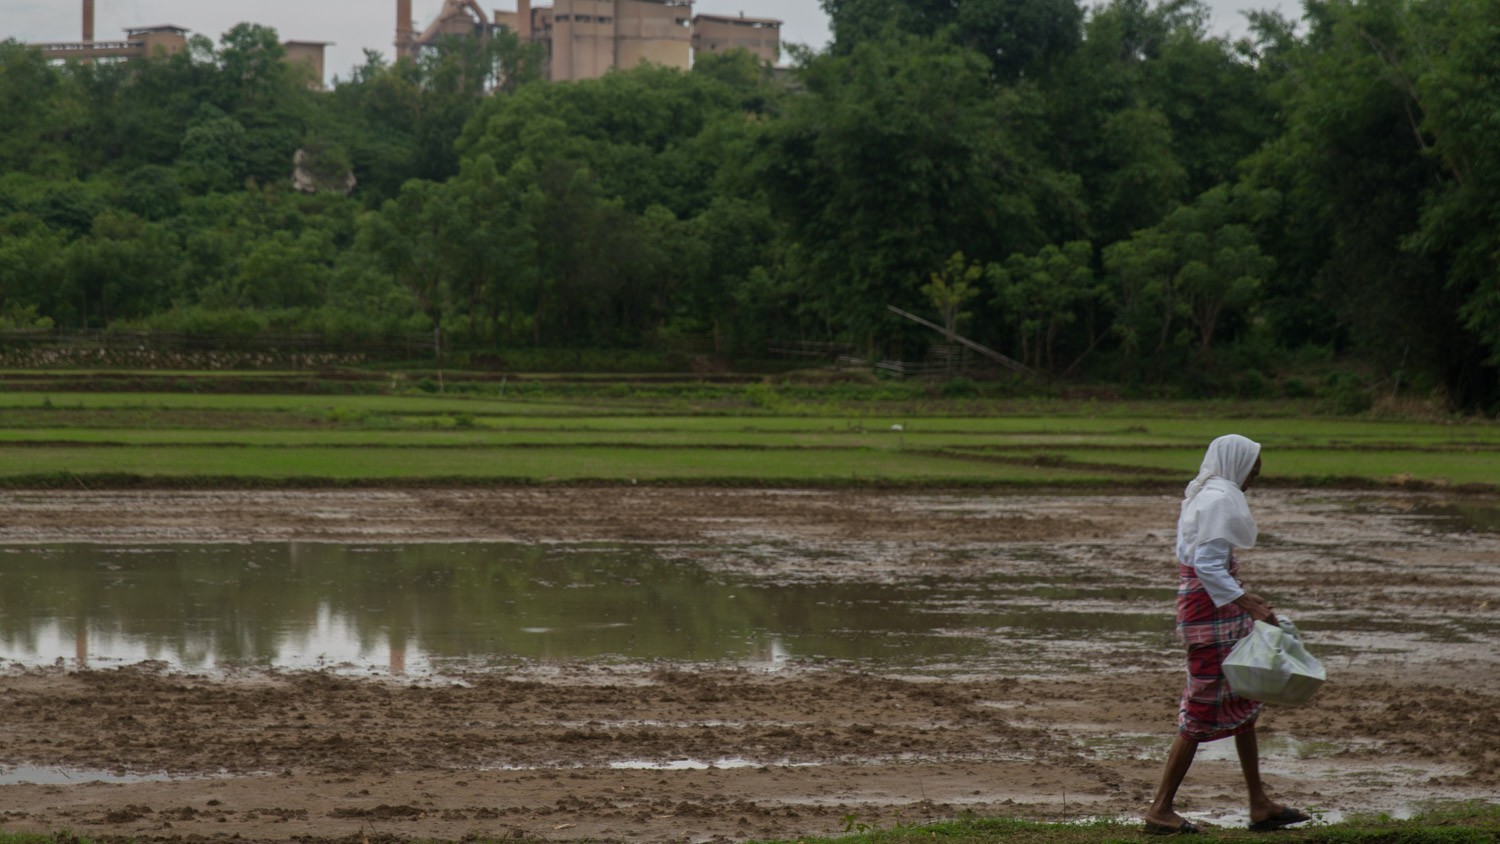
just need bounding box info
[32,23,188,63]
[283,41,334,89]
[691,13,780,66]
[28,2,329,83]
[487,1,779,82]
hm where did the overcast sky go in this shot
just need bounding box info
[6,0,1290,85]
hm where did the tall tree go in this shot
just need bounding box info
[1246,0,1496,405]
[991,240,1096,373]
[759,34,1080,353]
[823,0,1084,81]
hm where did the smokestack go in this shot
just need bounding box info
[396,0,413,58]
[82,0,95,42]
[518,0,531,40]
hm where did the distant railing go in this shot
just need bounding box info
[657,333,717,357]
[0,329,436,362]
[767,339,855,361]
[862,345,1003,379]
[36,40,142,52]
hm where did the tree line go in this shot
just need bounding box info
[1,0,1498,406]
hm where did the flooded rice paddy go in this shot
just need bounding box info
[0,487,1497,843]
[0,542,1175,676]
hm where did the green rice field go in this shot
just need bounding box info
[1,384,1498,488]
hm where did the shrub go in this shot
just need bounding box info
[1234,369,1271,398]
[743,382,782,410]
[1322,372,1373,414]
[1282,377,1314,399]
[940,377,981,399]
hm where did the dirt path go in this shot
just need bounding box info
[1,488,1497,843]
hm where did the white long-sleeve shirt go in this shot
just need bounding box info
[1181,537,1245,608]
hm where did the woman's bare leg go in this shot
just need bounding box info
[1145,733,1199,827]
[1234,728,1279,822]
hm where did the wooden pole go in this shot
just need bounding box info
[886,305,1043,380]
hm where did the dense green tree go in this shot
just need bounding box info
[991,241,1096,373]
[4,0,1500,406]
[0,42,89,177]
[458,63,752,217]
[1404,0,1500,402]
[63,211,180,328]
[687,196,785,355]
[1166,185,1277,371]
[759,34,1079,352]
[823,0,1084,81]
[1103,183,1276,377]
[323,33,545,203]
[360,179,455,355]
[442,154,538,346]
[178,105,251,192]
[1245,0,1497,405]
[0,215,70,323]
[1040,0,1272,244]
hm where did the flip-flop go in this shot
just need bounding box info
[1143,820,1200,835]
[1248,807,1312,832]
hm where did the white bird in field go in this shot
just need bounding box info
[891,424,904,431]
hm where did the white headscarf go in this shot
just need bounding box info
[1176,434,1261,563]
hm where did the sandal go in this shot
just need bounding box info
[1248,807,1311,832]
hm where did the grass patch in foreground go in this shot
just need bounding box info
[3,807,1499,844]
[757,807,1500,844]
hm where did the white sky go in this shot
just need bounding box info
[4,1,1291,86]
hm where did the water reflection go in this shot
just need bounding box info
[1407,501,1500,534]
[0,765,191,785]
[1353,497,1500,534]
[0,543,1171,674]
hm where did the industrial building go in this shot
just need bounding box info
[26,1,333,89]
[690,12,782,64]
[29,21,190,63]
[407,0,781,82]
[23,1,781,88]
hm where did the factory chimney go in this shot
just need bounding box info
[82,0,95,42]
[517,0,531,40]
[395,0,414,58]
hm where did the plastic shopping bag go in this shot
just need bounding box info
[1223,618,1326,706]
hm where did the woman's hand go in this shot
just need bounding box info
[1233,592,1278,624]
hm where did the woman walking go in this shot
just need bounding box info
[1143,434,1310,835]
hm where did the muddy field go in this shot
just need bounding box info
[1,487,1498,843]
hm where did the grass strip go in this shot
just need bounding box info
[9,397,1500,441]
[3,808,1499,844]
[745,810,1500,844]
[0,445,1125,484]
[6,393,1500,486]
[0,392,596,415]
[0,429,1185,449]
[988,447,1500,487]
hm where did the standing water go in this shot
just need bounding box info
[0,542,1173,675]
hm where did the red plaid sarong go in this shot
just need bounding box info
[1175,560,1261,742]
